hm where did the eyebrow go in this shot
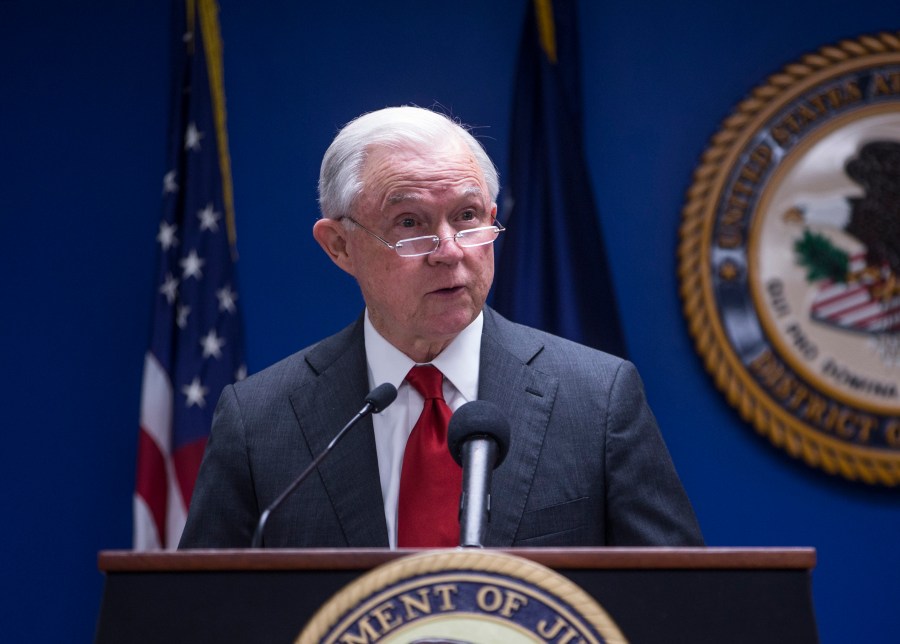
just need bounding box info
[385,185,484,205]
[386,192,421,205]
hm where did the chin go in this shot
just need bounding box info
[431,310,476,336]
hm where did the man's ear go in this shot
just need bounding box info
[312,218,355,276]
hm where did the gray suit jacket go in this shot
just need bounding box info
[180,307,702,548]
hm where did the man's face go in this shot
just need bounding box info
[323,140,496,362]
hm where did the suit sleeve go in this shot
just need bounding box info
[178,384,259,548]
[603,361,704,546]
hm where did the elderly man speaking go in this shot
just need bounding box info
[179,106,702,549]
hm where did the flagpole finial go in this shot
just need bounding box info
[534,0,558,64]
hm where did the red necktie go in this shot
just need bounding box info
[397,365,462,547]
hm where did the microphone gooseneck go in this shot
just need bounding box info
[250,382,398,548]
[447,400,511,548]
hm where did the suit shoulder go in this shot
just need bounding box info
[484,307,627,373]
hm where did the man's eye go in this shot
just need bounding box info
[460,210,476,221]
[399,218,416,228]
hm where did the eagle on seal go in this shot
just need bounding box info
[845,140,900,278]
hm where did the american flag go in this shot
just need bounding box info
[134,0,245,550]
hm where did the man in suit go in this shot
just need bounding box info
[179,106,702,549]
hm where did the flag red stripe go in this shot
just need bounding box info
[811,283,868,309]
[135,426,168,546]
[173,437,208,510]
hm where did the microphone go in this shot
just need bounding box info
[447,400,511,548]
[250,382,397,548]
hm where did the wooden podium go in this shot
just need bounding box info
[96,547,818,643]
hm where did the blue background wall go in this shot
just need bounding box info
[1,1,898,641]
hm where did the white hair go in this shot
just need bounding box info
[317,106,500,220]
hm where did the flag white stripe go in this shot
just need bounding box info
[813,290,871,317]
[140,352,173,452]
[133,494,161,550]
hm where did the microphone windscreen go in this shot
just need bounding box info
[447,400,511,468]
[366,383,398,413]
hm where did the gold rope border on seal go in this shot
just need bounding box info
[677,32,900,486]
[297,549,628,644]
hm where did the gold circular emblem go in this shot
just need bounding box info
[297,549,627,643]
[679,32,900,485]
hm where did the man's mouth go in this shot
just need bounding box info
[431,285,464,295]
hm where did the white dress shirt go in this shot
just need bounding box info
[364,309,483,548]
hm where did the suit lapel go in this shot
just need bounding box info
[289,319,389,547]
[478,309,558,546]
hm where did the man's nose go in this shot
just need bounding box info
[428,229,464,262]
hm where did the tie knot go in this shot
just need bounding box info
[406,365,445,400]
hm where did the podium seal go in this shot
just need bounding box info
[679,32,900,485]
[297,549,627,643]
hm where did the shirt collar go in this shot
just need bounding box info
[364,309,483,400]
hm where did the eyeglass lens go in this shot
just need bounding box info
[394,227,500,256]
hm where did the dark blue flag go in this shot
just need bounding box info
[134,0,246,549]
[493,0,627,357]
